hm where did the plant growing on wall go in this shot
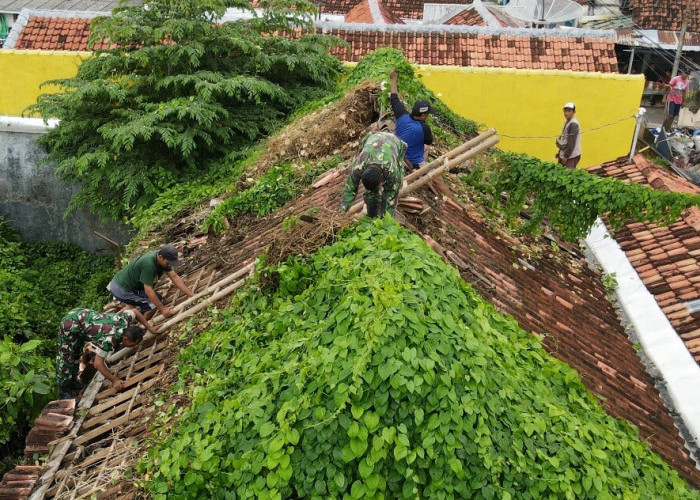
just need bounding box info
[142,218,698,498]
[28,0,344,221]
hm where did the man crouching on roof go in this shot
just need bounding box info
[340,130,407,218]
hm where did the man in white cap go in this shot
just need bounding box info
[108,244,195,319]
[555,102,581,169]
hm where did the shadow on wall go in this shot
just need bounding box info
[0,129,133,254]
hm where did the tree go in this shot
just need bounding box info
[29,0,344,221]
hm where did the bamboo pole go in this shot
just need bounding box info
[157,275,248,332]
[399,136,500,197]
[348,131,499,216]
[29,374,105,500]
[108,263,255,364]
[151,261,255,324]
[405,128,496,185]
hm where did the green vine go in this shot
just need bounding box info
[204,156,342,232]
[141,218,698,498]
[464,152,700,242]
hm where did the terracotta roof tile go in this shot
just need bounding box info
[629,0,700,32]
[15,16,111,51]
[589,155,700,364]
[445,7,486,26]
[344,0,405,24]
[13,16,619,73]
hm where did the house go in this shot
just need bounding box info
[0,0,127,46]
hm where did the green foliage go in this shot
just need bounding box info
[464,152,700,241]
[344,48,479,138]
[0,218,114,463]
[602,272,618,298]
[28,0,344,221]
[0,337,53,446]
[205,156,341,232]
[143,218,697,498]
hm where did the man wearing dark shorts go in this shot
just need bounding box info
[108,244,194,319]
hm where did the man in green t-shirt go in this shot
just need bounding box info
[108,244,194,319]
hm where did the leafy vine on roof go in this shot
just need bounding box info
[464,152,700,242]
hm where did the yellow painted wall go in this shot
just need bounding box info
[418,66,645,168]
[0,50,87,117]
[0,50,645,168]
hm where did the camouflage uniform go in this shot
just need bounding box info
[341,131,407,217]
[56,308,135,388]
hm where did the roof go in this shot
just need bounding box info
[5,12,621,72]
[616,28,700,51]
[13,15,110,50]
[444,7,486,26]
[319,24,619,72]
[344,0,405,24]
[588,155,700,361]
[0,1,131,14]
[630,0,700,33]
[321,0,474,20]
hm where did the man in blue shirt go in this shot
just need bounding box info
[389,70,434,170]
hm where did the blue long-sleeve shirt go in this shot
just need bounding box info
[390,93,433,166]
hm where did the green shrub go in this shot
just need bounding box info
[144,218,697,499]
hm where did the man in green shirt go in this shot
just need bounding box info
[108,244,194,319]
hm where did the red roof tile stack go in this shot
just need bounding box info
[630,0,700,32]
[345,0,406,24]
[24,399,76,458]
[444,7,486,26]
[0,399,74,500]
[0,466,42,500]
[589,155,700,360]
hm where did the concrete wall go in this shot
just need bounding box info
[418,66,645,167]
[0,122,131,253]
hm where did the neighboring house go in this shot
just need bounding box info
[5,8,620,73]
[616,0,700,75]
[0,0,127,45]
[589,155,700,361]
[630,0,700,33]
[344,0,406,23]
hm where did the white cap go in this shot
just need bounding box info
[563,102,576,110]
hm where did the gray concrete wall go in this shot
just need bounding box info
[0,124,132,253]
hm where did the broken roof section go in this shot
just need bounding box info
[589,155,700,361]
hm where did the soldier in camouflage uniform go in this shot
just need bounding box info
[340,131,407,217]
[57,308,146,398]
